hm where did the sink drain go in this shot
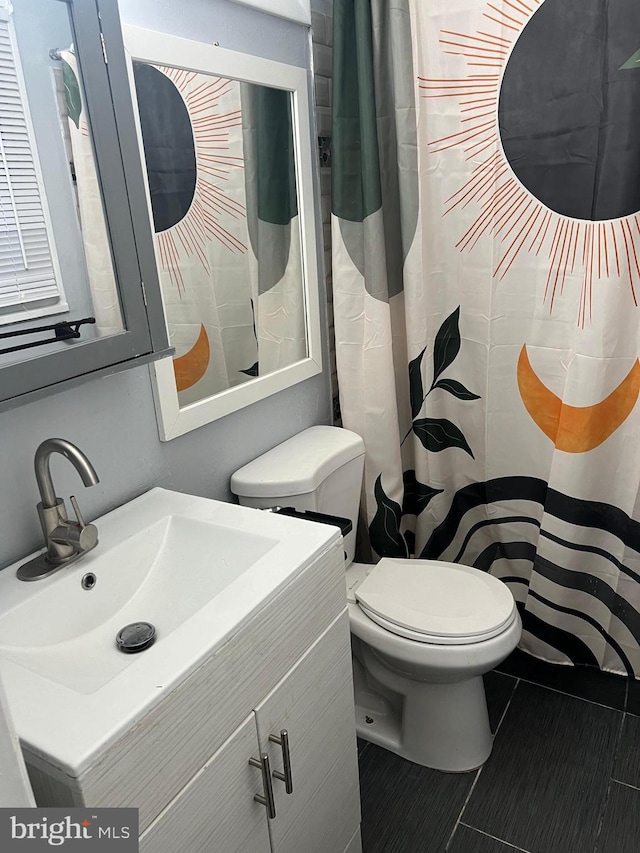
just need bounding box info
[116,622,156,654]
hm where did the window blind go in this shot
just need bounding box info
[0,15,60,311]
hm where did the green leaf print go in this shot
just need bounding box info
[432,307,461,387]
[369,475,410,558]
[62,59,82,129]
[412,418,474,458]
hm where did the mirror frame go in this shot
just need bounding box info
[123,26,323,440]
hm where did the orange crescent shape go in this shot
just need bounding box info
[173,324,210,392]
[517,346,640,453]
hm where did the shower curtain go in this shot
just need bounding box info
[132,60,304,402]
[133,64,257,402]
[241,84,306,377]
[61,50,122,337]
[332,0,640,676]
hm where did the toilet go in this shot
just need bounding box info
[231,426,522,772]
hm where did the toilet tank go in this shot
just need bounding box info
[230,426,365,565]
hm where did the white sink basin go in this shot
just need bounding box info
[0,488,339,774]
[0,514,277,693]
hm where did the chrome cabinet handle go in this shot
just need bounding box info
[269,730,293,794]
[249,753,276,819]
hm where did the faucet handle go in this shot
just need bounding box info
[70,495,86,527]
[56,495,98,553]
[67,522,98,553]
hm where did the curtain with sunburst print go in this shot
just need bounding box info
[133,62,257,402]
[132,57,304,403]
[332,0,640,677]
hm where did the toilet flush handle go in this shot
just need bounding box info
[269,730,293,795]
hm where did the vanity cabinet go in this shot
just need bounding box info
[141,714,270,853]
[140,614,360,853]
[24,535,362,853]
[254,614,360,853]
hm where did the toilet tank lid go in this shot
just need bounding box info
[231,426,365,498]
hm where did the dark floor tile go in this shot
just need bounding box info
[463,682,621,853]
[596,782,640,853]
[613,714,640,788]
[357,737,370,757]
[497,649,627,710]
[626,678,640,716]
[449,825,529,852]
[484,671,517,733]
[359,743,475,853]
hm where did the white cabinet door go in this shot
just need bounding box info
[254,611,361,853]
[140,714,270,853]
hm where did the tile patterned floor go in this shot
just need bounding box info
[358,656,640,852]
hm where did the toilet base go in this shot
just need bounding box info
[354,654,493,772]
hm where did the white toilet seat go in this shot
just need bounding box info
[349,597,522,675]
[357,602,518,645]
[354,558,516,645]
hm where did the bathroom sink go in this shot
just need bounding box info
[0,488,339,773]
[0,514,277,693]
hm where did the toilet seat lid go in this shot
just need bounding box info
[354,558,516,644]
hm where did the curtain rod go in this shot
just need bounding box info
[0,317,96,356]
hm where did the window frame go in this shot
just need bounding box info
[0,0,169,409]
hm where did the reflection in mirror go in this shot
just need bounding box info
[0,0,124,369]
[132,61,306,407]
[125,27,321,439]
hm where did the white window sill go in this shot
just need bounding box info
[0,299,70,327]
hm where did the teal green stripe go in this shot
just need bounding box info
[332,0,383,222]
[255,86,298,225]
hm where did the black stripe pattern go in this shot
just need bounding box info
[419,477,640,676]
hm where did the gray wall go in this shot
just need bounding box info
[0,0,331,571]
[311,0,333,15]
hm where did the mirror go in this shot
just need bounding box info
[0,0,169,409]
[131,66,305,403]
[0,0,118,367]
[124,27,322,440]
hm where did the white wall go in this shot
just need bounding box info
[0,0,331,571]
[119,0,308,65]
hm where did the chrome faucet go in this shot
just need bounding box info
[17,438,100,582]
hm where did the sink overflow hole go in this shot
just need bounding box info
[81,573,96,591]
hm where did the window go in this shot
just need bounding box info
[0,3,65,321]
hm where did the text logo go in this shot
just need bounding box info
[1,809,138,851]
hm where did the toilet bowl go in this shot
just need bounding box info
[346,560,521,771]
[231,426,522,772]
